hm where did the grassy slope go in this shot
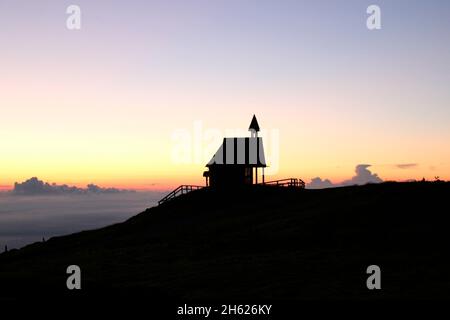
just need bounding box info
[1,182,450,300]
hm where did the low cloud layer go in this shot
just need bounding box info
[0,191,163,249]
[307,164,382,189]
[12,177,135,195]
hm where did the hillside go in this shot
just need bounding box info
[1,182,450,302]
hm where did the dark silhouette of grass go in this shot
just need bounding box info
[1,181,450,302]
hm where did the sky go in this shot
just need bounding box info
[1,0,450,190]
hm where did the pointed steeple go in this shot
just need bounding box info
[248,115,260,132]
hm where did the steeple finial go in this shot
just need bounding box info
[249,115,260,132]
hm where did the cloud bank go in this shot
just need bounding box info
[0,191,163,249]
[306,164,382,189]
[12,177,135,195]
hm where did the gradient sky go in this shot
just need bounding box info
[1,0,450,190]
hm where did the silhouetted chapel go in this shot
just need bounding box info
[203,115,266,188]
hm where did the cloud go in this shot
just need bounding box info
[396,163,418,169]
[340,164,382,186]
[306,177,334,189]
[306,164,382,189]
[12,177,135,195]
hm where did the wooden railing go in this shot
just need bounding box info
[158,178,304,205]
[262,178,305,188]
[158,185,204,205]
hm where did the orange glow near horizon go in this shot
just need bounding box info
[1,139,448,192]
[1,101,449,191]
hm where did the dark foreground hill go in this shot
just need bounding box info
[1,182,450,302]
